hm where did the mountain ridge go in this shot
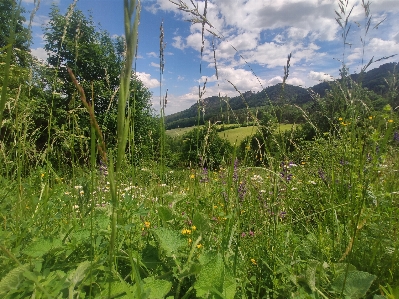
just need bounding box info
[165,62,398,129]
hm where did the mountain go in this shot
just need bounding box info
[165,62,398,129]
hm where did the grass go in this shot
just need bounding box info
[1,0,399,298]
[217,125,258,145]
[167,124,296,146]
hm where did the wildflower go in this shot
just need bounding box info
[280,161,294,182]
[191,225,196,231]
[200,167,209,183]
[369,116,373,120]
[181,228,191,235]
[251,258,257,265]
[249,230,254,237]
[144,221,150,228]
[188,238,192,243]
[388,119,394,123]
[79,190,84,195]
[41,173,45,178]
[74,185,83,189]
[394,131,399,143]
[241,232,246,237]
[338,117,343,121]
[238,181,246,200]
[190,174,195,179]
[197,244,202,249]
[233,158,239,182]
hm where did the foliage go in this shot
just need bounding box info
[180,123,233,169]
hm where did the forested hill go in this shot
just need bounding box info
[165,62,398,129]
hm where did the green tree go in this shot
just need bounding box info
[0,0,30,66]
[42,5,157,165]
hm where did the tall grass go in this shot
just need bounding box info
[0,0,398,298]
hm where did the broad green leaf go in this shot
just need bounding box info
[158,206,174,222]
[152,227,186,257]
[143,277,172,299]
[305,260,320,292]
[195,253,224,298]
[23,238,62,258]
[68,261,91,290]
[0,264,29,296]
[331,270,376,299]
[192,212,210,232]
[100,281,139,299]
[223,270,237,299]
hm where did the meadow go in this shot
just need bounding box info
[1,0,399,298]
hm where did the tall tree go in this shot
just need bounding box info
[0,0,30,66]
[43,5,158,164]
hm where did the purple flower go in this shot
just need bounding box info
[241,232,246,237]
[200,167,209,183]
[394,131,399,143]
[233,158,239,182]
[318,169,327,183]
[280,161,293,182]
[238,181,246,201]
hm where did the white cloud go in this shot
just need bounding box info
[147,52,157,58]
[287,77,305,86]
[136,72,160,89]
[308,71,334,82]
[30,47,48,61]
[150,62,160,68]
[268,76,283,85]
[172,36,187,50]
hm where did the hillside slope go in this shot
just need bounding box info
[165,62,398,129]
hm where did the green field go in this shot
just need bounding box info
[167,123,296,145]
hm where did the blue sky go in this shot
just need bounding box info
[23,0,399,115]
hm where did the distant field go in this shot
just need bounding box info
[166,123,296,145]
[165,126,195,138]
[217,126,258,145]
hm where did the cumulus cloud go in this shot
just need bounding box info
[309,71,334,82]
[172,36,186,50]
[268,76,283,85]
[30,47,48,61]
[136,72,160,89]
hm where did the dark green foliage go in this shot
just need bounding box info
[41,5,157,167]
[0,0,30,66]
[180,125,233,169]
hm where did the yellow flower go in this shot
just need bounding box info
[41,173,45,178]
[368,116,373,120]
[191,225,196,231]
[144,221,150,228]
[190,174,195,179]
[338,117,343,121]
[251,258,257,265]
[181,229,191,235]
[197,244,202,249]
[388,119,394,123]
[188,238,192,243]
